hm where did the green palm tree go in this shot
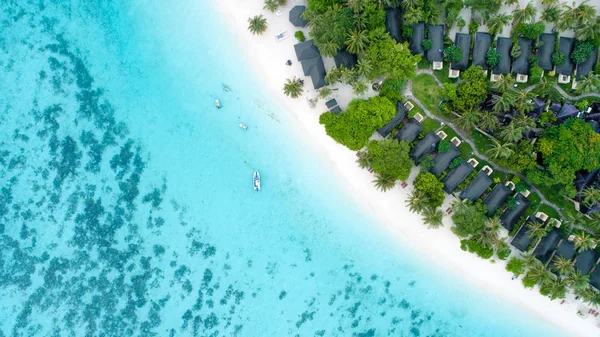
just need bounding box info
[346,0,366,13]
[552,255,575,277]
[356,59,372,78]
[541,5,562,27]
[492,92,515,113]
[566,269,590,291]
[541,0,558,6]
[546,278,568,300]
[494,74,515,93]
[282,77,304,98]
[528,263,554,285]
[573,232,597,252]
[486,141,515,159]
[422,207,444,229]
[403,8,423,25]
[576,72,600,95]
[406,189,430,214]
[247,15,268,35]
[499,123,524,143]
[373,173,396,192]
[573,1,597,26]
[263,0,278,12]
[487,14,512,36]
[346,30,369,54]
[512,2,536,26]
[319,40,339,58]
[401,0,420,11]
[451,197,469,213]
[581,187,600,207]
[522,253,539,269]
[512,90,534,114]
[478,111,499,131]
[526,221,547,242]
[557,10,577,32]
[512,113,536,131]
[577,19,600,42]
[535,77,555,98]
[455,107,482,131]
[356,151,371,169]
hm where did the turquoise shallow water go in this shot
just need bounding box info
[0,1,571,336]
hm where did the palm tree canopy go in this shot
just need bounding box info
[346,30,369,54]
[455,107,482,131]
[422,207,444,229]
[576,72,600,95]
[552,255,575,276]
[248,15,268,35]
[282,77,304,98]
[486,141,515,159]
[373,173,396,192]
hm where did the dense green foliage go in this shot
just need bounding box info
[438,139,451,153]
[571,41,595,64]
[461,237,494,259]
[414,173,446,208]
[451,200,488,238]
[441,83,457,101]
[449,157,463,169]
[530,119,600,197]
[422,39,433,51]
[516,22,545,40]
[551,51,565,66]
[453,66,490,112]
[529,66,543,81]
[319,96,395,150]
[363,32,421,80]
[379,79,406,103]
[306,0,343,14]
[444,45,462,63]
[506,257,526,275]
[308,6,354,55]
[366,140,413,181]
[486,48,501,68]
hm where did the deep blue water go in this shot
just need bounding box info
[0,1,572,336]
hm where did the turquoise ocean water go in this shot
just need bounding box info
[0,1,571,336]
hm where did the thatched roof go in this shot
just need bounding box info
[511,217,537,252]
[300,56,327,89]
[537,33,555,71]
[557,37,575,75]
[590,265,600,290]
[533,228,562,263]
[460,171,493,201]
[512,37,532,75]
[430,145,460,176]
[410,22,425,55]
[493,37,512,75]
[427,25,444,62]
[294,40,320,61]
[377,102,408,138]
[451,33,472,71]
[442,161,474,193]
[289,6,308,27]
[334,50,357,69]
[410,132,440,163]
[394,118,423,143]
[385,8,402,42]
[574,249,599,275]
[576,47,598,80]
[473,33,491,70]
[500,193,529,231]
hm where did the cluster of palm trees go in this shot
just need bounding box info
[357,151,399,192]
[405,189,444,229]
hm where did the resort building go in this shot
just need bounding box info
[410,132,440,164]
[511,216,539,252]
[385,7,402,43]
[533,228,562,264]
[459,170,493,201]
[590,267,600,290]
[573,47,598,90]
[556,37,575,84]
[294,40,327,89]
[491,37,512,81]
[472,33,491,73]
[512,37,532,83]
[430,145,460,176]
[549,238,576,270]
[394,118,423,143]
[410,22,425,55]
[288,5,308,27]
[449,33,472,78]
[427,25,444,70]
[484,183,512,217]
[442,161,474,193]
[537,33,556,75]
[377,101,408,138]
[500,193,530,231]
[574,249,599,275]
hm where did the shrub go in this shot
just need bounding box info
[444,45,463,63]
[530,66,543,81]
[401,25,413,39]
[422,39,433,51]
[486,48,501,68]
[514,181,527,193]
[366,140,413,181]
[506,257,525,275]
[496,243,511,260]
[414,173,446,208]
[451,200,488,238]
[379,79,407,103]
[468,21,479,34]
[538,110,557,125]
[575,100,589,111]
[441,83,457,102]
[522,274,537,288]
[518,22,545,40]
[438,139,451,153]
[510,43,521,59]
[295,30,306,42]
[449,157,463,169]
[571,41,594,64]
[464,237,493,259]
[419,154,435,173]
[551,52,565,66]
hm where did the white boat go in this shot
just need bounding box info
[239,123,248,130]
[215,99,221,109]
[253,171,260,191]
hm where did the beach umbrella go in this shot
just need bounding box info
[289,6,308,28]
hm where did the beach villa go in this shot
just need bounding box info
[557,37,575,84]
[491,37,512,82]
[430,145,460,176]
[512,37,532,83]
[288,5,308,27]
[385,7,402,43]
[410,22,425,56]
[484,184,512,217]
[410,132,440,164]
[472,33,491,74]
[394,118,423,143]
[449,33,472,78]
[573,47,598,90]
[459,170,493,201]
[500,193,530,232]
[294,39,327,89]
[537,33,556,75]
[442,161,474,193]
[427,25,444,70]
[377,101,408,138]
[511,216,540,252]
[533,228,562,264]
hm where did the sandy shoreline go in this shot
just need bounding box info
[214,1,598,336]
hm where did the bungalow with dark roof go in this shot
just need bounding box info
[557,37,575,84]
[377,102,408,138]
[460,171,493,201]
[556,103,580,122]
[492,37,512,81]
[590,266,600,290]
[449,33,472,78]
[334,50,357,69]
[295,40,327,89]
[473,33,492,72]
[410,22,425,55]
[385,8,402,42]
[427,25,444,70]
[394,119,423,143]
[289,6,308,28]
[533,228,562,264]
[484,183,512,217]
[537,33,555,72]
[511,217,538,252]
[573,47,598,89]
[410,132,440,163]
[575,249,600,275]
[512,37,532,83]
[500,193,530,231]
[430,146,460,176]
[442,161,474,193]
[548,237,576,272]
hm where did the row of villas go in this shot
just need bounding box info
[395,17,598,87]
[371,100,600,291]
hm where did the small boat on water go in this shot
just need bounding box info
[253,171,260,191]
[215,99,221,109]
[239,123,248,130]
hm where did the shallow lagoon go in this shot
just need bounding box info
[0,1,570,336]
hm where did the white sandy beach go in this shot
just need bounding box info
[215,1,599,336]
